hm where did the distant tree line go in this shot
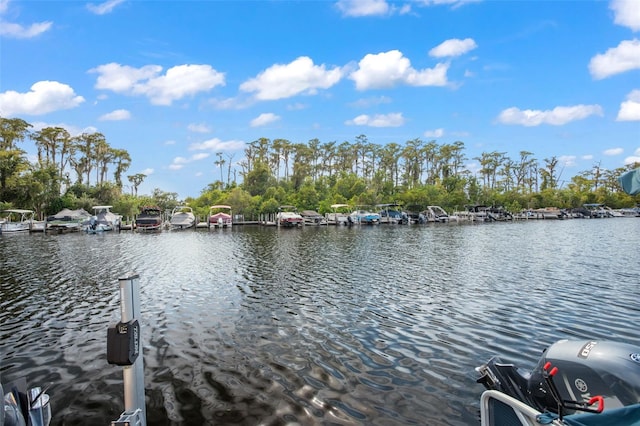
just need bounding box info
[1,117,638,221]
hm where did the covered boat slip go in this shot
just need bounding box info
[84,205,122,232]
[0,209,35,233]
[46,208,91,233]
[135,206,164,231]
[480,390,640,426]
[208,205,233,228]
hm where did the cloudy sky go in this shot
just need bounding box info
[1,0,639,199]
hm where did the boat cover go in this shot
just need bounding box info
[618,167,640,196]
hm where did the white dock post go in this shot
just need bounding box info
[120,274,146,420]
[109,273,147,426]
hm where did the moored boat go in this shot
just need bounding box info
[300,210,326,226]
[583,203,608,218]
[208,205,233,229]
[349,207,380,225]
[0,209,35,233]
[326,204,351,225]
[277,205,303,227]
[136,206,163,232]
[169,206,196,230]
[378,203,407,224]
[421,205,450,223]
[46,208,91,233]
[83,206,121,233]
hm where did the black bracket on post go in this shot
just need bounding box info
[107,320,140,366]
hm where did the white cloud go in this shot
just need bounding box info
[497,104,603,126]
[350,50,449,90]
[558,155,577,167]
[610,0,640,31]
[604,147,624,156]
[189,138,245,151]
[334,0,412,16]
[617,89,640,121]
[29,121,96,136]
[240,56,343,100]
[418,0,481,8]
[192,153,209,161]
[589,39,640,79]
[90,63,225,105]
[92,63,161,92]
[626,148,640,165]
[187,123,211,133]
[0,20,52,38]
[286,102,307,111]
[207,96,256,110]
[349,96,392,108]
[582,154,594,161]
[345,112,405,127]
[250,112,281,127]
[140,168,154,176]
[335,0,390,16]
[624,154,640,165]
[169,153,210,171]
[0,1,52,38]
[429,38,478,58]
[0,81,85,116]
[87,0,125,15]
[424,128,444,138]
[99,109,131,121]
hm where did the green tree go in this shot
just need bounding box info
[0,117,31,197]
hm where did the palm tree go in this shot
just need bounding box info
[73,132,105,186]
[0,117,31,150]
[111,148,132,189]
[127,173,146,196]
[94,136,111,185]
[271,138,284,180]
[0,117,31,193]
[214,152,225,189]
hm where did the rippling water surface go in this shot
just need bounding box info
[1,219,639,425]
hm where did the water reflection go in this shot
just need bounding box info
[1,219,639,425]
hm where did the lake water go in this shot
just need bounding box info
[1,218,639,425]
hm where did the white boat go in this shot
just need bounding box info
[276,205,303,227]
[300,210,326,226]
[377,203,407,224]
[208,205,232,229]
[349,208,381,225]
[83,206,121,233]
[583,203,609,218]
[603,206,625,218]
[421,205,450,223]
[0,209,35,233]
[46,208,91,233]
[326,204,351,225]
[618,206,640,217]
[170,206,196,229]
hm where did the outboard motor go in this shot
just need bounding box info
[477,339,640,414]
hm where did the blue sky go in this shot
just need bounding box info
[1,0,639,200]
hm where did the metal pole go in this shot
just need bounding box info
[118,273,146,425]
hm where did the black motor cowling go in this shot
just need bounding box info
[477,339,640,414]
